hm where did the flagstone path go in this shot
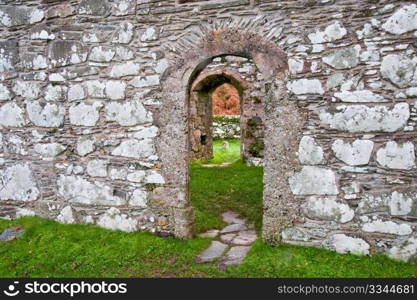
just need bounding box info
[195,211,257,269]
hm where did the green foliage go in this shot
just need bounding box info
[213,115,240,124]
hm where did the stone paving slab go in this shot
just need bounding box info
[195,241,228,263]
[222,211,245,224]
[218,246,251,266]
[232,230,257,245]
[0,227,25,242]
[220,233,236,244]
[220,223,246,234]
[198,229,220,238]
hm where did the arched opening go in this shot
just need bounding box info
[159,28,301,243]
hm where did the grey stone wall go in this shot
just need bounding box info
[0,0,417,263]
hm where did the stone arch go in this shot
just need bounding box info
[159,28,306,242]
[189,68,247,161]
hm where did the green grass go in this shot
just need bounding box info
[200,139,240,165]
[0,139,416,277]
[1,217,416,277]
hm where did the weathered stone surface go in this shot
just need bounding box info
[0,40,18,72]
[58,175,126,206]
[220,223,247,234]
[0,103,25,127]
[132,126,159,140]
[0,83,12,101]
[376,141,415,170]
[0,6,44,27]
[130,75,160,88]
[141,27,159,42]
[44,84,65,102]
[196,241,227,263]
[381,54,417,88]
[198,229,220,238]
[12,80,41,100]
[113,0,136,16]
[27,102,65,128]
[89,46,115,62]
[56,206,75,224]
[126,170,146,183]
[289,166,338,195]
[222,211,245,224]
[319,103,410,133]
[362,219,412,235]
[332,139,374,166]
[85,80,106,98]
[49,41,88,67]
[69,102,102,126]
[322,234,370,255]
[86,160,108,177]
[322,46,361,69]
[308,21,347,44]
[23,54,48,71]
[105,81,126,100]
[388,235,417,263]
[109,61,140,78]
[105,101,152,126]
[218,246,250,266]
[76,137,95,156]
[47,4,75,19]
[68,84,86,101]
[334,90,388,103]
[97,207,137,232]
[112,23,134,44]
[287,79,324,95]
[389,191,417,217]
[298,136,324,165]
[111,139,155,159]
[232,230,257,245]
[34,143,66,157]
[145,171,165,184]
[129,189,148,207]
[0,163,39,201]
[78,0,109,16]
[281,227,309,242]
[304,196,354,223]
[288,58,304,75]
[382,4,417,35]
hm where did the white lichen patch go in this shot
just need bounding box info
[105,101,152,126]
[57,175,126,206]
[56,206,75,224]
[376,141,415,170]
[304,196,354,223]
[289,166,338,195]
[334,90,388,103]
[76,137,95,156]
[69,102,102,126]
[308,21,347,44]
[319,103,410,133]
[97,207,137,232]
[129,189,148,207]
[362,219,412,235]
[388,235,417,263]
[0,163,39,201]
[34,143,66,157]
[0,102,25,127]
[331,139,374,166]
[111,139,155,159]
[287,79,324,95]
[27,102,65,128]
[298,136,325,165]
[322,234,370,255]
[382,4,417,35]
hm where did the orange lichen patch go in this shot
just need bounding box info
[212,83,240,115]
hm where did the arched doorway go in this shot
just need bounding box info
[159,29,304,244]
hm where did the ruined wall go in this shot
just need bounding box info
[1,0,417,263]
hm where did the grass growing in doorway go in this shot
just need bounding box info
[190,139,263,233]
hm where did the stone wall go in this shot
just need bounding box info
[1,0,417,263]
[213,116,240,140]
